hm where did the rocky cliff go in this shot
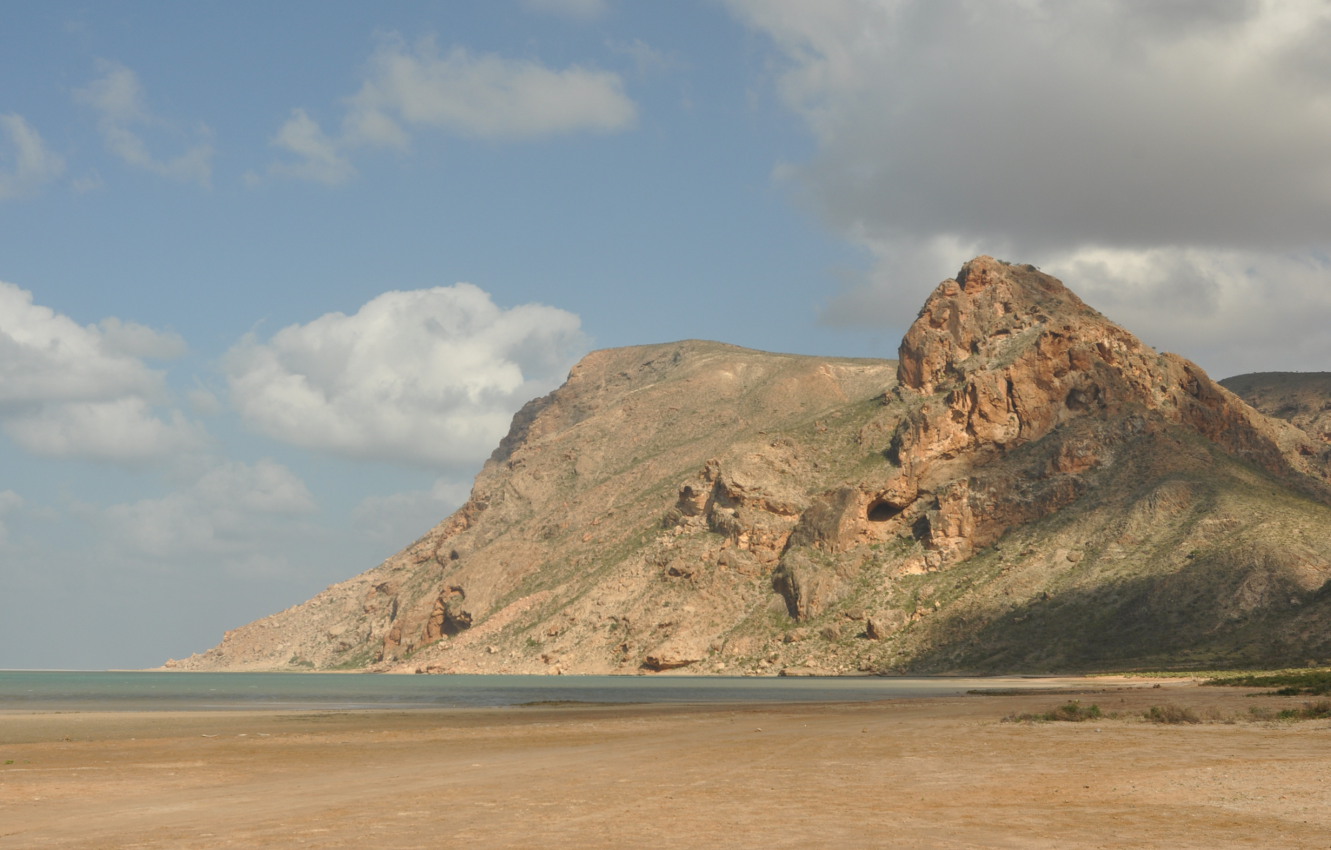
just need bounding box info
[172,258,1331,674]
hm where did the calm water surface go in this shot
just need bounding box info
[0,671,1061,711]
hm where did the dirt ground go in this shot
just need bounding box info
[3,677,1328,849]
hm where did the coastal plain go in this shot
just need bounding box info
[3,677,1329,848]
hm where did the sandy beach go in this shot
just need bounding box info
[3,677,1328,849]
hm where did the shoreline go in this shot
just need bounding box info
[0,670,1140,714]
[4,678,1328,848]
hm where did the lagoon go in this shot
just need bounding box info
[0,670,1068,711]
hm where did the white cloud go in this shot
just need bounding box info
[224,283,588,469]
[0,282,166,405]
[0,279,204,462]
[269,108,356,185]
[71,171,104,194]
[523,0,611,20]
[97,317,187,360]
[347,36,637,141]
[98,459,316,562]
[1044,247,1331,378]
[269,34,636,182]
[187,385,223,416]
[607,38,683,78]
[352,478,472,546]
[727,0,1331,373]
[0,114,65,200]
[4,399,205,462]
[75,61,214,187]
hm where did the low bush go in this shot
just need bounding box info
[1205,670,1331,696]
[1276,700,1331,720]
[1144,704,1201,724]
[1003,700,1102,723]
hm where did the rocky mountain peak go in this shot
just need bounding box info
[898,255,1096,394]
[884,257,1329,567]
[896,256,1326,475]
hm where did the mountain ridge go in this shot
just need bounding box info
[170,258,1331,674]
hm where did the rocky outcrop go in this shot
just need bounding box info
[871,256,1331,567]
[171,260,1331,675]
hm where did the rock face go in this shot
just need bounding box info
[172,258,1331,675]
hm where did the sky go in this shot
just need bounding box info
[4,0,1331,669]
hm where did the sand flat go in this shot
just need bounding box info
[2,678,1328,848]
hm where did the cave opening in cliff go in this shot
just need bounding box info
[867,499,903,523]
[911,514,932,541]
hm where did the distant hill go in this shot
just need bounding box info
[172,258,1331,674]
[1221,372,1331,446]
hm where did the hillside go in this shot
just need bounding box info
[171,257,1331,674]
[1221,372,1331,445]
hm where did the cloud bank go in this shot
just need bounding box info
[727,0,1331,376]
[224,283,588,469]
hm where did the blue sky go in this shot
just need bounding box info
[5,0,1331,669]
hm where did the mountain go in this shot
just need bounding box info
[171,257,1331,674]
[1221,372,1331,444]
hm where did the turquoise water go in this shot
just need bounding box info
[0,671,1032,711]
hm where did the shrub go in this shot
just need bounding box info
[1144,704,1201,724]
[1206,670,1331,696]
[1049,701,1102,722]
[1003,700,1102,723]
[1276,700,1331,720]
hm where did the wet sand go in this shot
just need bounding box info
[3,677,1328,848]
